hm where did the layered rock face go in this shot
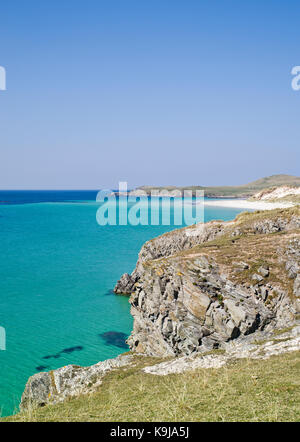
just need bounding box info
[20,355,133,409]
[122,208,300,356]
[114,220,236,295]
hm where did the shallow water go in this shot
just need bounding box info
[0,192,244,416]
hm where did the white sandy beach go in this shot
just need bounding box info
[204,199,294,211]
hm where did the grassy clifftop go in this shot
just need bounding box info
[3,349,300,422]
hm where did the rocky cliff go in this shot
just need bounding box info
[19,207,300,411]
[116,207,300,356]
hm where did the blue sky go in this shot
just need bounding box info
[0,0,299,189]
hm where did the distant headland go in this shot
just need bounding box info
[126,174,300,199]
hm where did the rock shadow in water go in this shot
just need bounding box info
[99,331,128,349]
[35,365,49,372]
[42,345,84,360]
[42,353,61,360]
[103,289,115,296]
[61,345,84,354]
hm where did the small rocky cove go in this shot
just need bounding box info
[20,207,300,410]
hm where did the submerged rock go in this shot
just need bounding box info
[99,331,128,349]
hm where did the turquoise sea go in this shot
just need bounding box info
[0,191,246,416]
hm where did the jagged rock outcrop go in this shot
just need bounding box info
[114,220,235,294]
[143,325,300,375]
[20,354,133,410]
[125,208,300,356]
[114,273,138,295]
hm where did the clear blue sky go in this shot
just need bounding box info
[0,0,299,189]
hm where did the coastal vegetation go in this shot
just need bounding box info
[3,350,299,422]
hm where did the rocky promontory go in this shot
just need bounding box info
[116,207,300,356]
[19,206,300,411]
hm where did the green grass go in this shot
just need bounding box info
[3,351,300,422]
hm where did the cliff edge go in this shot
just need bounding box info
[116,207,300,356]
